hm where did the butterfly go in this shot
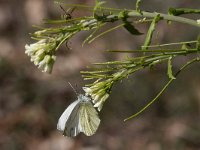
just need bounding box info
[57,94,100,137]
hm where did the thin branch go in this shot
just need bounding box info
[124,57,200,121]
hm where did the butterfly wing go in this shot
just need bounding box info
[57,95,100,137]
[79,101,100,136]
[57,99,82,137]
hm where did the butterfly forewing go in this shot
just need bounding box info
[57,99,82,137]
[64,104,81,137]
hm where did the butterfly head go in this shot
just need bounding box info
[78,94,91,102]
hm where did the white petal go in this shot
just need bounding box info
[82,87,92,94]
[93,94,100,103]
[197,19,200,24]
[101,93,109,103]
[93,100,102,108]
[94,101,103,111]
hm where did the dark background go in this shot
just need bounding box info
[0,0,200,150]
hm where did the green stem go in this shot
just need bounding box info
[44,17,93,24]
[142,40,197,48]
[124,77,173,121]
[55,1,200,27]
[88,23,125,43]
[124,57,200,121]
[55,1,127,12]
[128,11,200,27]
[95,49,198,66]
[107,49,195,53]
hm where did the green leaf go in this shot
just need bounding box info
[94,0,106,12]
[142,14,162,50]
[93,0,107,21]
[123,22,143,35]
[167,57,176,80]
[118,10,143,36]
[168,8,200,16]
[118,10,129,20]
[181,43,191,50]
[136,0,142,14]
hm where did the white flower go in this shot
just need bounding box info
[25,39,57,73]
[93,93,109,111]
[197,19,200,25]
[25,39,46,56]
[38,55,56,73]
[82,87,92,95]
[83,82,110,111]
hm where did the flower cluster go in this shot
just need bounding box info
[81,69,128,111]
[25,39,57,73]
[25,16,103,74]
[83,80,113,111]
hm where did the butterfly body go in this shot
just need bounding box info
[57,94,100,137]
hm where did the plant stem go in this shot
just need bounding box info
[124,57,200,121]
[88,23,125,44]
[108,49,195,53]
[128,11,200,27]
[142,40,197,48]
[55,1,200,27]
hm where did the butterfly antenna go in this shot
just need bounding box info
[60,5,67,14]
[68,82,78,95]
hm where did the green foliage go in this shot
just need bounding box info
[136,0,142,14]
[142,14,162,50]
[25,0,200,125]
[167,57,176,80]
[123,22,143,35]
[119,10,143,35]
[168,8,200,16]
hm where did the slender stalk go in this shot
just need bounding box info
[107,49,193,53]
[142,40,197,48]
[128,11,200,27]
[88,23,125,43]
[124,57,200,121]
[55,1,200,27]
[55,1,127,12]
[44,17,93,24]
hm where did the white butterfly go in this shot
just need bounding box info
[57,94,100,137]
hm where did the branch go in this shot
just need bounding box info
[124,57,200,121]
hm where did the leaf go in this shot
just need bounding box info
[168,8,200,16]
[118,10,129,20]
[181,43,192,50]
[167,57,176,79]
[94,0,106,12]
[123,22,143,35]
[142,14,162,50]
[118,10,143,36]
[136,0,142,14]
[82,27,100,46]
[93,0,107,20]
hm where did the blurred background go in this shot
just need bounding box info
[0,0,200,150]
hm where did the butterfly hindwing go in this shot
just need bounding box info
[79,101,100,136]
